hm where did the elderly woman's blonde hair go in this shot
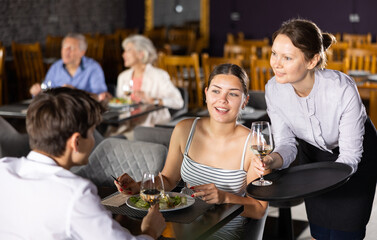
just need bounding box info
[122,35,158,64]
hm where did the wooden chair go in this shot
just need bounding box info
[144,27,167,48]
[85,35,105,65]
[167,28,196,55]
[159,53,203,109]
[223,43,251,70]
[326,60,345,72]
[251,45,272,60]
[45,35,63,59]
[342,33,372,48]
[249,55,274,91]
[201,53,243,87]
[343,48,377,74]
[357,82,377,126]
[115,28,139,41]
[327,41,349,62]
[12,42,46,100]
[226,32,246,44]
[0,46,4,105]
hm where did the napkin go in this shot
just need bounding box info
[101,192,129,207]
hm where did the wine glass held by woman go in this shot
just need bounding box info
[250,121,274,186]
[255,18,377,240]
[115,63,269,239]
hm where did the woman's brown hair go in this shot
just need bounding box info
[272,18,336,69]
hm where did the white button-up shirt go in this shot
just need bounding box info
[265,69,366,173]
[0,151,153,240]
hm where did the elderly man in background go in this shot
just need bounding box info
[30,33,110,101]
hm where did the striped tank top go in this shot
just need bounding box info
[181,117,250,196]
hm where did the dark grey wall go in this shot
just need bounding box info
[0,0,126,50]
[209,0,377,56]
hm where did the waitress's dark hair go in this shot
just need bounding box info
[207,63,249,96]
[272,18,336,69]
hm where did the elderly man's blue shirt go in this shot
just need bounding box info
[43,56,107,94]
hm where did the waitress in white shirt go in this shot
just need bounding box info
[254,18,377,240]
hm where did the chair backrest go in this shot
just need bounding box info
[72,138,168,188]
[223,43,253,71]
[159,53,203,109]
[251,45,272,60]
[344,48,377,74]
[169,87,189,120]
[167,28,196,55]
[0,46,4,105]
[247,90,267,110]
[0,116,30,158]
[144,27,167,50]
[12,42,46,100]
[201,53,243,87]
[85,35,105,65]
[358,82,377,126]
[327,41,349,62]
[115,28,139,42]
[249,55,274,91]
[134,126,174,148]
[342,33,372,48]
[45,35,63,59]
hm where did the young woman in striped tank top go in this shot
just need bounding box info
[115,64,269,239]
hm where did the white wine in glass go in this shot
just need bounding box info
[122,80,133,103]
[140,172,163,206]
[251,121,274,186]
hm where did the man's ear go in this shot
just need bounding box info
[69,132,81,153]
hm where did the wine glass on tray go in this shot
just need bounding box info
[251,121,274,186]
[140,172,163,206]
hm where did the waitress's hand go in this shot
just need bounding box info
[114,173,140,195]
[252,154,273,177]
[252,152,284,176]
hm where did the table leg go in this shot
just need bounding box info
[278,208,294,240]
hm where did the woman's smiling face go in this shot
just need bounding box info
[270,34,312,85]
[205,74,246,123]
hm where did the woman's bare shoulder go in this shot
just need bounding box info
[172,117,196,136]
[236,123,251,135]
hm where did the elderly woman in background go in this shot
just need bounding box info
[115,35,183,128]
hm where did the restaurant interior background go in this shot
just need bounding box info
[1,0,377,103]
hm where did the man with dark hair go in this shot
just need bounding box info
[0,87,165,239]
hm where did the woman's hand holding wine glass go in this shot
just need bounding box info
[251,121,274,186]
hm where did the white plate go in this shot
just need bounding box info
[108,102,132,108]
[241,106,255,114]
[126,192,195,212]
[348,70,370,77]
[368,74,377,81]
